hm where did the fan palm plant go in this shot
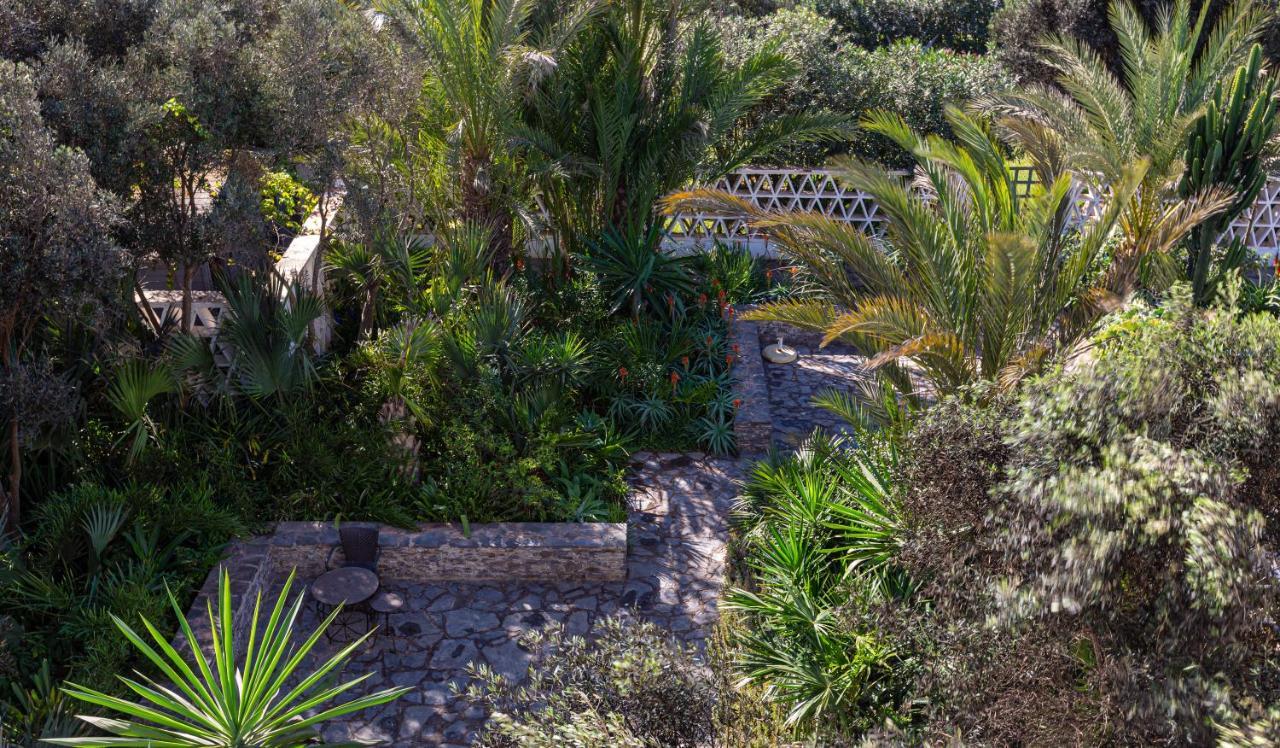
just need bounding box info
[104,360,176,465]
[48,569,408,747]
[516,0,848,258]
[169,271,324,401]
[670,108,1144,397]
[376,0,600,269]
[981,0,1266,293]
[726,432,905,731]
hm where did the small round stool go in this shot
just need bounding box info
[368,590,406,648]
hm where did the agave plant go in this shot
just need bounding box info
[669,107,1142,397]
[982,0,1265,292]
[48,569,408,747]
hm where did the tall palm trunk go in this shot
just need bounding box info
[461,150,513,272]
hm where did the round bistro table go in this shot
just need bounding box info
[310,567,379,640]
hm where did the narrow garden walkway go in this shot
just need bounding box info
[286,453,743,747]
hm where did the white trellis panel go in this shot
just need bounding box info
[1226,176,1280,258]
[662,168,1280,258]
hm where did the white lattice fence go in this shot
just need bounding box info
[663,168,1280,258]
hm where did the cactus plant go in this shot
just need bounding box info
[1180,43,1279,303]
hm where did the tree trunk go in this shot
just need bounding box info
[0,337,17,531]
[460,151,512,273]
[5,419,18,531]
[359,280,379,340]
[180,264,196,334]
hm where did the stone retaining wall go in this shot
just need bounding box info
[265,521,627,582]
[179,521,627,650]
[730,313,772,456]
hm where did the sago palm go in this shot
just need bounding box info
[982,0,1265,292]
[669,108,1142,397]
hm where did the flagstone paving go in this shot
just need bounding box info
[280,452,743,747]
[754,322,872,448]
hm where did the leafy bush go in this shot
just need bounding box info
[465,617,718,748]
[816,0,999,52]
[258,170,317,237]
[726,431,908,735]
[991,0,1280,85]
[893,286,1280,744]
[720,14,1011,167]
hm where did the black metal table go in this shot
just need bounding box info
[310,567,379,640]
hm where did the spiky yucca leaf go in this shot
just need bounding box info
[49,569,408,747]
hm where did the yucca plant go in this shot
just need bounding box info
[669,107,1142,398]
[584,225,696,319]
[1181,43,1279,303]
[983,0,1265,292]
[48,569,408,747]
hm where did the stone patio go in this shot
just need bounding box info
[754,322,874,448]
[275,452,743,747]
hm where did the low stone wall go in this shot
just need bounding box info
[730,313,772,456]
[179,520,627,649]
[265,521,628,582]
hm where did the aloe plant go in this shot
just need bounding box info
[1181,43,1279,303]
[47,569,408,747]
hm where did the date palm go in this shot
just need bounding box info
[668,108,1147,397]
[376,0,599,270]
[516,0,848,256]
[981,0,1266,293]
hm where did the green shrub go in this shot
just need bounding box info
[816,0,999,52]
[258,170,317,237]
[465,617,718,748]
[721,13,1011,167]
[894,286,1280,744]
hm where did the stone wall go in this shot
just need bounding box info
[264,521,628,582]
[730,313,772,456]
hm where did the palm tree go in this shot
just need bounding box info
[376,0,599,270]
[981,0,1266,293]
[516,0,848,258]
[668,108,1144,397]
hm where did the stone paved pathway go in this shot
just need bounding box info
[283,452,742,747]
[755,322,874,447]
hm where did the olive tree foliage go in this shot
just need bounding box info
[0,0,160,62]
[893,285,1280,744]
[0,63,123,528]
[259,0,385,294]
[126,0,274,333]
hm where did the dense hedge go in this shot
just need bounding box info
[722,9,1011,167]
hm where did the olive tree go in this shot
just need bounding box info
[0,62,123,528]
